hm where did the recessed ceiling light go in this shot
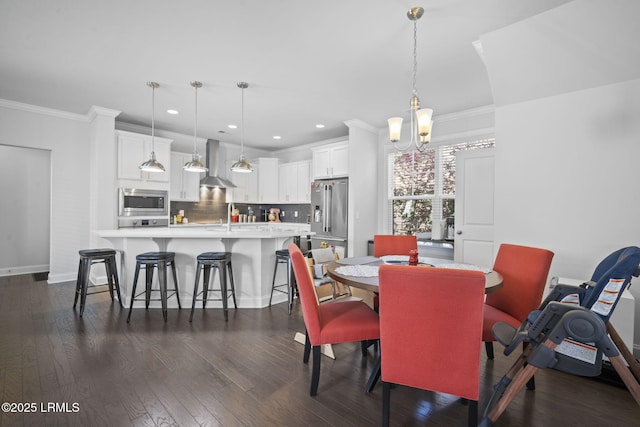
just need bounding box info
[228,124,238,129]
[167,109,179,115]
[315,124,325,128]
[273,136,281,140]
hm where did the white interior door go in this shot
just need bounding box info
[454,148,495,267]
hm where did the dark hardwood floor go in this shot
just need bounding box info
[1,273,639,426]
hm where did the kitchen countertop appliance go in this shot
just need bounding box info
[310,178,348,255]
[118,188,169,228]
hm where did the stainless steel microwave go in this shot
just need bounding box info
[118,188,168,217]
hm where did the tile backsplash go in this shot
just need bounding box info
[171,188,310,224]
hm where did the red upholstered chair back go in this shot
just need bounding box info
[378,265,485,401]
[288,243,322,343]
[373,235,418,257]
[485,244,554,322]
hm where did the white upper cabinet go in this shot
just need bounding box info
[116,130,172,184]
[226,157,279,203]
[226,159,258,203]
[311,141,348,179]
[257,157,279,203]
[170,152,202,202]
[279,160,311,203]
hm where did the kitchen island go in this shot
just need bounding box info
[97,224,311,310]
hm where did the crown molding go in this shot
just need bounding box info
[434,104,495,124]
[0,98,121,124]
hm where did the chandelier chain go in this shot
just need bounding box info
[412,18,418,97]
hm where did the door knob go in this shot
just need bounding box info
[456,230,462,235]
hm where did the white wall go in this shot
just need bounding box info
[0,145,50,275]
[482,0,640,350]
[345,120,379,257]
[0,101,91,282]
[0,100,119,283]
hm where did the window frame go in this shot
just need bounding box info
[387,137,495,236]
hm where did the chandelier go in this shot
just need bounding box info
[388,7,434,152]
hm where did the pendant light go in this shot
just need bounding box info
[183,81,208,172]
[387,7,434,152]
[230,82,253,173]
[139,81,166,172]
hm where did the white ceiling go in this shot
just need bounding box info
[0,0,572,152]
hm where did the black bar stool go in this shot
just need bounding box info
[269,235,311,314]
[189,252,237,322]
[269,249,294,314]
[74,248,123,316]
[127,251,181,322]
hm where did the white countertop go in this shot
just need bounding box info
[98,224,312,239]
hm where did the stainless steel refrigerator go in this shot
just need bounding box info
[310,178,348,255]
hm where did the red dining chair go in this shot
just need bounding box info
[373,234,418,257]
[288,243,380,396]
[482,243,554,389]
[378,265,486,427]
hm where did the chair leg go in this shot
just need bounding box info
[79,258,90,317]
[108,257,124,308]
[159,260,168,322]
[145,265,153,309]
[468,399,478,427]
[523,342,535,390]
[483,343,545,425]
[74,258,83,309]
[202,265,211,308]
[127,262,142,323]
[303,332,311,364]
[382,381,392,427]
[190,262,202,322]
[286,258,292,315]
[170,260,181,309]
[365,356,381,393]
[485,341,494,360]
[227,261,237,309]
[105,260,115,301]
[310,345,321,396]
[269,258,279,307]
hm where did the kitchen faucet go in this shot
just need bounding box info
[227,202,235,231]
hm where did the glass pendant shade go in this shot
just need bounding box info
[388,117,403,142]
[416,108,433,138]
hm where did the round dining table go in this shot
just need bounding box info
[326,256,503,294]
[324,255,503,393]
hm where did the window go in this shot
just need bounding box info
[388,138,495,235]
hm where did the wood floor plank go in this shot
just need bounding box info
[1,274,639,426]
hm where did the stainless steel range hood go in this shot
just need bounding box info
[200,139,236,188]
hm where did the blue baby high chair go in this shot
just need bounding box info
[480,246,640,426]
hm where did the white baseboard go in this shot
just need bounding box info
[0,264,49,277]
